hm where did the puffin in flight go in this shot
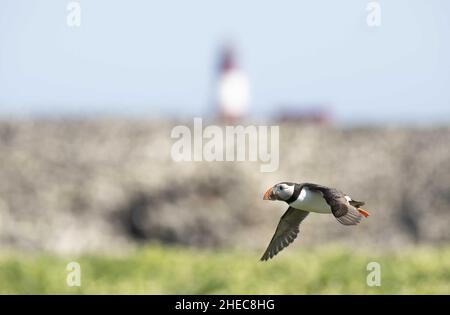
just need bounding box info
[261,182,369,261]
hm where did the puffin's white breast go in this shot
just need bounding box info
[290,188,331,214]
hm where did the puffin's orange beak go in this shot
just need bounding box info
[263,187,274,200]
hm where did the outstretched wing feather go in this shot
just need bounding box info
[260,207,309,261]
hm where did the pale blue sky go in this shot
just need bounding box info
[0,0,449,124]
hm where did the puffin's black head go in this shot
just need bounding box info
[263,182,296,201]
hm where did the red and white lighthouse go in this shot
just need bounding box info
[216,44,250,123]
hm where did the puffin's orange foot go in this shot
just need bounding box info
[357,208,370,218]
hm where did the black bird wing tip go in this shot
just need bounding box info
[259,251,274,262]
[259,250,270,262]
[335,207,363,225]
[259,207,309,261]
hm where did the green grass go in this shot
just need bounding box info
[0,245,449,294]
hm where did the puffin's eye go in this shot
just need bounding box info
[279,185,284,190]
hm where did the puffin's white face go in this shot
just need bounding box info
[263,182,295,201]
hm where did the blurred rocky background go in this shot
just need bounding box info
[0,119,448,254]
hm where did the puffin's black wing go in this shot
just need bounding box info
[260,207,309,261]
[303,183,363,226]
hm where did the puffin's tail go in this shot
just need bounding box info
[349,200,365,208]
